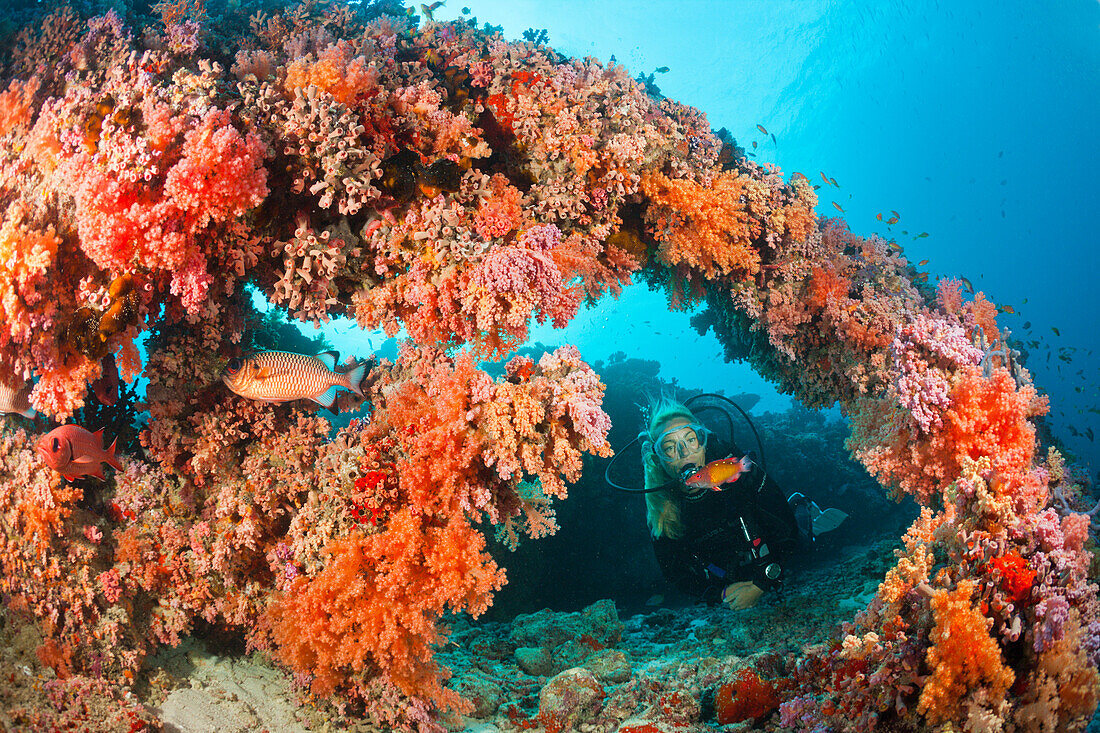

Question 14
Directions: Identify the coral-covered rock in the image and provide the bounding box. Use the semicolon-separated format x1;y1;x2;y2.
584;648;633;684
509;598;623;651
537;667;605;733
450;670;504;718
514;646;552;677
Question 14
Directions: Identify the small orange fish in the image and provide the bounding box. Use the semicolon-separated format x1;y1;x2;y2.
886;216;899;225
829;177;839;187
685;455;754;490
756;124;768;135
752;140;758;149
820;171;830;185
37;425;123;481
222;350;367;409
891;210;900;219
918;259;929;266
915;273;928;282
1000;305;1015;314
876;213;884;221
832;201;845;213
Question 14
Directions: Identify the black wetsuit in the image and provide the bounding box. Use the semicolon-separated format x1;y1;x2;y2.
651;455;800;605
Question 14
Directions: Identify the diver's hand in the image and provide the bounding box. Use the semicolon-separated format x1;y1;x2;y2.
721;581;764;610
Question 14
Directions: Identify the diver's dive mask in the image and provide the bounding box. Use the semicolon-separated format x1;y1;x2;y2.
653;423;709;463
604;392;767;495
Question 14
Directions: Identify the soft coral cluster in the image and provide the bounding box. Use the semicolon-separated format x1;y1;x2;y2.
61;104;268;298
259;343;610;715
918;579;1016;723
849;365;1048;505
641;169;758;280
0;202;60;362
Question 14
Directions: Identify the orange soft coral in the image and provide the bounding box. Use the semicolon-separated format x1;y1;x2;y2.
805;265;851;311
965;291;1001;343
849;366;1047;504
266;515;503;712
918;579;1015;723
940;366;1047;486
283;42;380;107
474;174;525;240
781;199;817;243
641;170;759;279
0;201;60;349
0;77;39;137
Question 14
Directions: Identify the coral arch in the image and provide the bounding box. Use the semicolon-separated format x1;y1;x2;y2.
0;2;1095;730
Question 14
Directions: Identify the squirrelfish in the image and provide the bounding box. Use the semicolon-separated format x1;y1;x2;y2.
684;455;754;491
0;376;35;418
37;425;123;481
221;351;367;410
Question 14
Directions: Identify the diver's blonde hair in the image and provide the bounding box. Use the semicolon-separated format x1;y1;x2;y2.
640;393;697;539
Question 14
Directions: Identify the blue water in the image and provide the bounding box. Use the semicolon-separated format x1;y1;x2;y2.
307;1;1100;470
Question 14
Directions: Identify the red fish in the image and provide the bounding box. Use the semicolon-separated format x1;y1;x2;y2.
684;455;754;491
91;353;119;406
37;425;123;481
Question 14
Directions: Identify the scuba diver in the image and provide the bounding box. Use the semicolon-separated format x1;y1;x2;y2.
606;393;847;610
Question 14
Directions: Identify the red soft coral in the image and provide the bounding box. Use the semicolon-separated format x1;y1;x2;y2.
990;551;1035;605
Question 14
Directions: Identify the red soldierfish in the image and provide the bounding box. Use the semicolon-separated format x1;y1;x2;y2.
221;351;366;409
685;455;754;491
37;425;123;481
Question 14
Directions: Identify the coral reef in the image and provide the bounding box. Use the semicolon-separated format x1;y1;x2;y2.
0;0;1095;730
